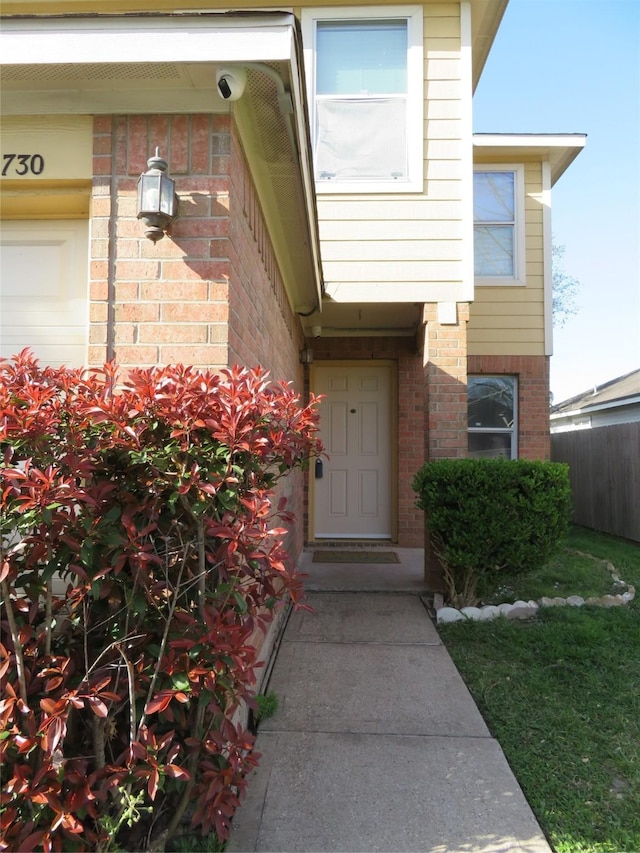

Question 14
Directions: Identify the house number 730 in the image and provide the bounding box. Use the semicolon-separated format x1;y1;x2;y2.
2;154;45;176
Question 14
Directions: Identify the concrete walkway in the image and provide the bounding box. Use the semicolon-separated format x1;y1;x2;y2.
228;549;551;853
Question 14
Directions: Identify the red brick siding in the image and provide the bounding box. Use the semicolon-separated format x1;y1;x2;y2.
90;115;233;370
226;125;304;380
309;336;425;547
467;354;551;460
226;121;306;556
423;303;470;460
89;114;306;557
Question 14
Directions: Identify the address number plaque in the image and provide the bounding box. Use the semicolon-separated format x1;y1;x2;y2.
2;154;46;177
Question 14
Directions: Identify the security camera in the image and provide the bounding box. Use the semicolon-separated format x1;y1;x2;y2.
216;67;247;102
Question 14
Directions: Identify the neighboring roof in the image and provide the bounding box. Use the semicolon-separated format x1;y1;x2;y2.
551;369;640;415
473;134;587;185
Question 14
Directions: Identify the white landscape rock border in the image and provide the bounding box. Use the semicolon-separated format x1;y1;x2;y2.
436;557;636;625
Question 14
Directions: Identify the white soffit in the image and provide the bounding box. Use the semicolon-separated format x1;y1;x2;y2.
473;134;587;184
0;14;299;115
0;15;297;66
0;13;323;314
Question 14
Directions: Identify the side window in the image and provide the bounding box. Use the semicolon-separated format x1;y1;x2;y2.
473;167;525;285
302;6;423;193
468;375;518;459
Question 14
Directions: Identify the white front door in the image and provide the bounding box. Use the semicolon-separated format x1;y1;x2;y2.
0;220;89;366
313;362;394;539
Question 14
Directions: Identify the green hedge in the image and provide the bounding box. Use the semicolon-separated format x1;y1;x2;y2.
412;458;572;606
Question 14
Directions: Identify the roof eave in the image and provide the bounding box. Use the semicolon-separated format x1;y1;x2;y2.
471;0;509;92
473;133;587;184
0;11;324;316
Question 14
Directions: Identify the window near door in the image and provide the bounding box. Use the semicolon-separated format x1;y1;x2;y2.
468;375;518;459
473;166;525;285
302;6;423;193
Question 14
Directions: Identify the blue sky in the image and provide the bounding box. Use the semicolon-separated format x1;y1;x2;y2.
473;0;640;403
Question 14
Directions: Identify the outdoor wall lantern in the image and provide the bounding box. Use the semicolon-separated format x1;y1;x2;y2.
299;346;314;365
137;149;179;242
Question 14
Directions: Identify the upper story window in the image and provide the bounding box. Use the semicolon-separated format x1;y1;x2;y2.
302;6;423;194
473;166;525;285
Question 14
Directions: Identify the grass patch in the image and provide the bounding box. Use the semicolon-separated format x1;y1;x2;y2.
478;526;636;604
166;833;224;853
440;526;640;853
254;690;279;722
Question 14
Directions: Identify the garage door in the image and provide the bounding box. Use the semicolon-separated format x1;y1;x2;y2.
0;219;89;366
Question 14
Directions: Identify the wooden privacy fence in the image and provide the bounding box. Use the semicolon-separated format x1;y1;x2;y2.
551;422;640;542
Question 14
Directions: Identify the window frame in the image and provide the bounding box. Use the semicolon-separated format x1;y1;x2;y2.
301;5;424;194
467;375;518;459
473;165;526;286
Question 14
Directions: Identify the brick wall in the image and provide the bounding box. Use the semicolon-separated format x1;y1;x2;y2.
467;354;550;460
423;303;470;460
309;336;425;547
90;115;232;370
89;113;306;556
225;120;306;554
226;124;304;381
89;114;303;382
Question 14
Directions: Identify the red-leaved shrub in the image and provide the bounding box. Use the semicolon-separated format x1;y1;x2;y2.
0;350;322;852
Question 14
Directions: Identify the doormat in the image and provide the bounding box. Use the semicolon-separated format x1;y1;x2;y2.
313;550;400;564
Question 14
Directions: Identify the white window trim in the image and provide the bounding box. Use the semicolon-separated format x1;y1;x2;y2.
301;5;423;194
473;164;526;286
468;375;519;459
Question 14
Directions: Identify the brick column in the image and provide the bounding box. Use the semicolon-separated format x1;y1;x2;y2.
421;302;470;590
423;302;470;460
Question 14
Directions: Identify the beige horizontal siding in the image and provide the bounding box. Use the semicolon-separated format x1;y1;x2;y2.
426;80;463;100
426;159;463;179
471;291;543;311
316;3;465;301
319;219;460;241
468;339;546;357
470;314;542;329
318;199;462;221
425;37;461;54
320;240;462;262
468;162;546;356
427;99;462;120
470;329;545;344
321;259;463;282
425;139;464;160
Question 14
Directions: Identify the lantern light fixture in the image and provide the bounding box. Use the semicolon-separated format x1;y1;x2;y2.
299;345;314;365
137;149;179;242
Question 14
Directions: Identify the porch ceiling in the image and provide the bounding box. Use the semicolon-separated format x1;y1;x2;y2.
302;301;423;339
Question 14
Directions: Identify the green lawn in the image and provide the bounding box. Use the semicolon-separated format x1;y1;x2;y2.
478;525;636;604
440;526;640;853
